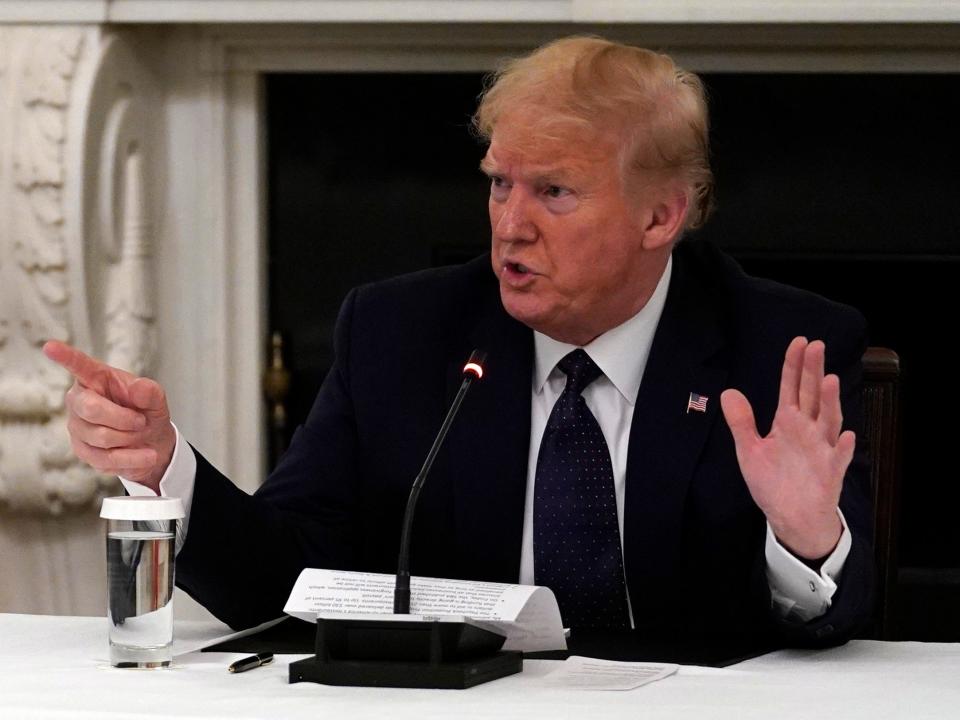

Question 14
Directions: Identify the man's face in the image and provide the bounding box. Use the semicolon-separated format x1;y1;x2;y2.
482;116;667;346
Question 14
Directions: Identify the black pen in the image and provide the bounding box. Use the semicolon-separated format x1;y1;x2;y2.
228;652;274;673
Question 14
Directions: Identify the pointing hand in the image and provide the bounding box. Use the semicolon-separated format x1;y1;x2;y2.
43;340;175;493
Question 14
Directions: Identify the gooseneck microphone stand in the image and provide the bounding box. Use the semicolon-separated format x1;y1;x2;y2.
393;350;486;614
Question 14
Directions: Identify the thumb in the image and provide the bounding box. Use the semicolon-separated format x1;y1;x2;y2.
834;429;857;475
720;388;760;452
126;377;168;417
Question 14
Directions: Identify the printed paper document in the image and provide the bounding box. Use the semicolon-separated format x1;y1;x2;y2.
542;656;679;690
284;568;566;652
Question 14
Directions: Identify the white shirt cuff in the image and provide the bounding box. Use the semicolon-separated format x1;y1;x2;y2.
765;508;851;621
119;422;197;554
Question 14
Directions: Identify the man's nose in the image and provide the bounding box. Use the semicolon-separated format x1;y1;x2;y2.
493;190;537;243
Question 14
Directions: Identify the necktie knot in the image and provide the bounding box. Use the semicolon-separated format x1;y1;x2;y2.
557;349;602;396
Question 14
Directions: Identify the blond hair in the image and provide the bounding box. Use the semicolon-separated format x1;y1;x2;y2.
474;36;714;229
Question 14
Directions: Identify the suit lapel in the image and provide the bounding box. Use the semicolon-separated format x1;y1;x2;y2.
622;249;730;616
441;289;533;584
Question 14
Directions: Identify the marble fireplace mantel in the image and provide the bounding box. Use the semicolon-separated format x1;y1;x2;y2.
0;2;956;615
3;0;960;24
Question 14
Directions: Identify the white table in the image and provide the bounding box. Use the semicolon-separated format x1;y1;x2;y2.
2;614;958;719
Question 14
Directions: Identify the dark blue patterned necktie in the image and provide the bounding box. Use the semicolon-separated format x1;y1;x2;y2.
534;349;629;629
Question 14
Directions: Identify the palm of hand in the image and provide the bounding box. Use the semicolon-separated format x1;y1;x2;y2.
721;337;854;560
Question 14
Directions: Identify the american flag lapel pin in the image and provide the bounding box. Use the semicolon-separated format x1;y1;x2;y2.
687;392;708;414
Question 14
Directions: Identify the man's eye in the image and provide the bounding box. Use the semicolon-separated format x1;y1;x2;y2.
545;185;570;198
489;176;511;200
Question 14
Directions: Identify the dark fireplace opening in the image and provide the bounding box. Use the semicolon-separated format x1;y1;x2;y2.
267;71;960;639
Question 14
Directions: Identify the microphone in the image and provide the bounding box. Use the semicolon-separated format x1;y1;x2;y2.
393;349;487;614
289;347;521;688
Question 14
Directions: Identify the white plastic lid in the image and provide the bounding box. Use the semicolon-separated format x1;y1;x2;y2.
100;496;185;521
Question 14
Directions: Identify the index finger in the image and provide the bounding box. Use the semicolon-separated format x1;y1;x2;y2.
43;340;111;390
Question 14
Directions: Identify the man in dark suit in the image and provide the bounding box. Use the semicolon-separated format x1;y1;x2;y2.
45;37;872;647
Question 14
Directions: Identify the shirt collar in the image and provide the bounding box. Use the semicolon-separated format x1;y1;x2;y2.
532;254;673;405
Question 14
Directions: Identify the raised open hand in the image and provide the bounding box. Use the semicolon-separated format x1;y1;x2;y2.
720;336;854;560
43;340;175;492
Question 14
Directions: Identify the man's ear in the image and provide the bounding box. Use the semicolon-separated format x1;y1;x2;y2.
640;189;689;251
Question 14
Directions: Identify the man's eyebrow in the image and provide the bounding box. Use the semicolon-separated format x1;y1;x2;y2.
532;169;575;184
479;158;577;184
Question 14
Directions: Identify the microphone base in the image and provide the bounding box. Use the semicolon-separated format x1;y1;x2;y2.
288;616;523;689
289;651;522;689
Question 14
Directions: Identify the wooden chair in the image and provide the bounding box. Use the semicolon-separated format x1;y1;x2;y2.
861;347;902;639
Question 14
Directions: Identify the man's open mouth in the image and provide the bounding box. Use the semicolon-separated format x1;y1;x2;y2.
506;261;532;275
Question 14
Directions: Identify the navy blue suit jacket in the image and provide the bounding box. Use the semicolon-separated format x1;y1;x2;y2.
177;240;873;646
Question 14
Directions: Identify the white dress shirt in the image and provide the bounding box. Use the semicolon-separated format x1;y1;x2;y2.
127;254;851;623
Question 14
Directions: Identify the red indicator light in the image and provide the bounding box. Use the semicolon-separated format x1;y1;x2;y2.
463;362;483;379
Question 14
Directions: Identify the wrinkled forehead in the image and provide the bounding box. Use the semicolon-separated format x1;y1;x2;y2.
483;108;624;173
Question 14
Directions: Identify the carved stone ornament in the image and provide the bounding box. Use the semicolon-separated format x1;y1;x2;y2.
0;26;157;515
